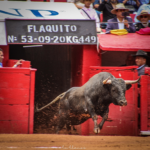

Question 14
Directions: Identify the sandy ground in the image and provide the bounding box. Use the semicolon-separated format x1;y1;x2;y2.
0;134;150;150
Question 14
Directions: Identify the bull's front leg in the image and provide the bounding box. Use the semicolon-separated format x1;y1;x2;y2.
86;98;100;134
98;108;109;130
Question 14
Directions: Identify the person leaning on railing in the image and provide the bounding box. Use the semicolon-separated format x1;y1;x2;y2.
105;3;136;33
0;48;24;68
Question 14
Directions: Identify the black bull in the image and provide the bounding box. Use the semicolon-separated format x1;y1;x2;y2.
36;72;140;134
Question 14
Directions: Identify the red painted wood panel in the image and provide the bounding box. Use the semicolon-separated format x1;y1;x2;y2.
142;75;150;131
0;88;29;104
0;68;36;133
0;105;29;120
98;34;150;51
140;75;148;131
81;45;101;135
89;118;136;135
145;67;150;75
0;121;28;133
0;73;30;88
0;68;31;105
29;69;37;134
86;66;139;135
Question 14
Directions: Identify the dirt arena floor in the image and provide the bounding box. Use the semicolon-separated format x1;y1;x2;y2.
0;134;150;150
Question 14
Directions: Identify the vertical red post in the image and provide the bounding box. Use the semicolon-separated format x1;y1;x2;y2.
140;75;148;131
29;69;37;134
81;45;100;135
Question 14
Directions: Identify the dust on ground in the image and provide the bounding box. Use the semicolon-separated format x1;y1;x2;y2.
0;134;150;150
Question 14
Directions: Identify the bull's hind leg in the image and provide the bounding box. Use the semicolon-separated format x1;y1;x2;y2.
56;110;68;134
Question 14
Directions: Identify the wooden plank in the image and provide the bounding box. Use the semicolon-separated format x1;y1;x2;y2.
0;68;31;74
0;121;28;133
0;88;29;104
29;69;36;134
0;72;30;88
0;105;29;120
140;75;148;131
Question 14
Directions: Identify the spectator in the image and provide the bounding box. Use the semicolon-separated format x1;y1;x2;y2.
135;10;150;31
134;1;150;22
93;0;102;18
67;0;93;9
80;0;101;32
0;48;23;68
118;0;141;13
106;3;136;33
97;0;118;22
0;48;4;67
132;50;149;76
140;0;149;4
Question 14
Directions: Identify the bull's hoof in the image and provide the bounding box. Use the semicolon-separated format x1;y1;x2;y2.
94;127;100;134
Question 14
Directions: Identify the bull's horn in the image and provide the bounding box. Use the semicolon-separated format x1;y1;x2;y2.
125;76;141;84
103;77;112;84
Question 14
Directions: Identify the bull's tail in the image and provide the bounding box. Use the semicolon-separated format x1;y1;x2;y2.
35;92;66;113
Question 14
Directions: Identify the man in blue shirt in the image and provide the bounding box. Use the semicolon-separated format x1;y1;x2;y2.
0;48;4;67
132;50;149;76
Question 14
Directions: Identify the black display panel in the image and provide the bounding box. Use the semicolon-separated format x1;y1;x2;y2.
5;19;97;45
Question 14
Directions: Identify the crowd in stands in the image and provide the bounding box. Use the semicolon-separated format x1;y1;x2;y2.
68;0;150;33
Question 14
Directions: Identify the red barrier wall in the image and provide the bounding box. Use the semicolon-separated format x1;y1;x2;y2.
0;68;36;133
141;67;150;131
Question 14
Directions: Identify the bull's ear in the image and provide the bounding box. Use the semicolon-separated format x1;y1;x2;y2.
126;84;132;90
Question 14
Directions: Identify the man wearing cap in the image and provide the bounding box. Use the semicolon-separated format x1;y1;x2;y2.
132;50;149;76
106;3;136;33
135;10;150;31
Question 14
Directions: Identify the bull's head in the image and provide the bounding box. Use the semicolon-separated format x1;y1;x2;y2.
103;76;141;106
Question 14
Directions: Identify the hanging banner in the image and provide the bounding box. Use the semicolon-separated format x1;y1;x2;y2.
5;19;97;45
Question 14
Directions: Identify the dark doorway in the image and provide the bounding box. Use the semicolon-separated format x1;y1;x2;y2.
9;44;72;133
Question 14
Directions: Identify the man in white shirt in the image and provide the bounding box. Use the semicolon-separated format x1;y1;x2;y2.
106;3;136;33
80;0;101;32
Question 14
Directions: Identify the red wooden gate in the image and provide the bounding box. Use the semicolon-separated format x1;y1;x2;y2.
0;66;36;133
140;67;150;133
